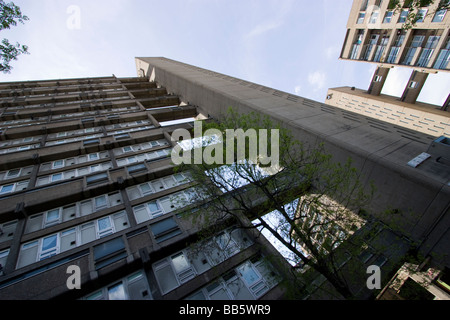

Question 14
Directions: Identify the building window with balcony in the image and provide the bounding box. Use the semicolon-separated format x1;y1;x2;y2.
82;270;152;300
17;211;129;269
0;180;29;195
402;35;425;65
416;35;441;67
433;37;450;69
185;256;279;300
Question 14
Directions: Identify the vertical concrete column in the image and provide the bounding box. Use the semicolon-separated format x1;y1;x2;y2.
367;66;390;95
3;203;27;275
400;70;429;104
441;93;450;112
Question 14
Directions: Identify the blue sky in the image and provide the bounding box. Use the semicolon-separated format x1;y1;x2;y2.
1;0;449;106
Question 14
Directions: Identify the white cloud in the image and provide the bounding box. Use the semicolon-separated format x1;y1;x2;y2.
294;85;302;95
244;0;293;39
245;20;283;38
325;46;340;60
308;71;327;91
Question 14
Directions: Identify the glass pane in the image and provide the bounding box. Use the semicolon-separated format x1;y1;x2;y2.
150;218;180;241
42;234;57;252
95;196;107;209
154;264;178;294
98;217;112;231
0;184;14;194
89;153;99;161
6;169;20;178
148;201;161;214
51;173;62;182
238;263;260;286
53;160;64;168
46;209;60;224
171;252;190;273
108;282;127;300
139;183;153;195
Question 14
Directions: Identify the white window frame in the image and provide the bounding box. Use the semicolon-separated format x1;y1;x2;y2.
26;192;123;233
38;233;60;261
0;180;29;195
19;211;129;268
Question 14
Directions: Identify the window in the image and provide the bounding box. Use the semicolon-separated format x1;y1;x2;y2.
115;133;130;140
416;8;427;22
95;195;108;209
51;173;63;182
53;160;64;169
432;8;447;22
26;192;123;233
83;138;100;146
89;153;99;161
185;256;278;300
127;163;147;174
18;211;129;269
39;234;58;260
93;237;127;270
126;172;192;201
0;181;29;195
86;172;108;185
44;209;60;227
383;10;393;23
398;9;409;23
97;217;114;238
123;146;133;153
409;81;418;88
369;10;379;23
82;271;152;300
357;12;365;24
374;75;383;82
6;169;20;178
150;217;181;243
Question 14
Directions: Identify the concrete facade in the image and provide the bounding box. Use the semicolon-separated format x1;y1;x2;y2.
325;86;450;137
0;74;289;300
